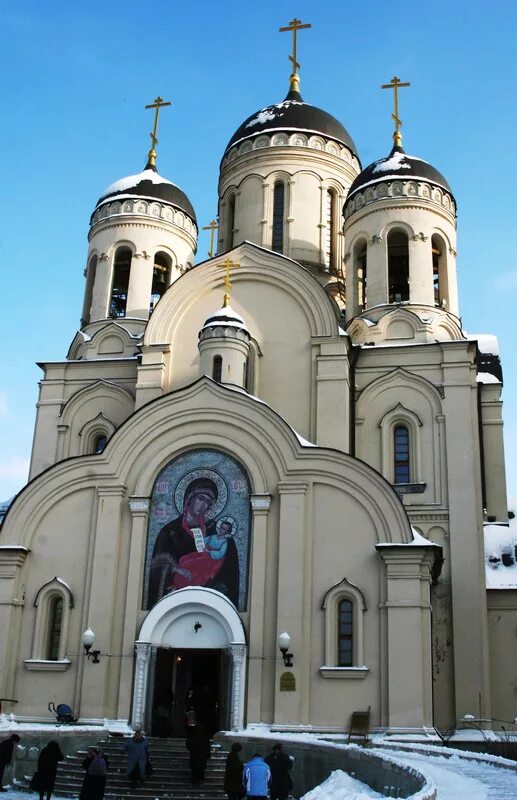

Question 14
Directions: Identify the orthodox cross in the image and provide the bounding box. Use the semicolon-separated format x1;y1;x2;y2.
145;96;172;168
279;18;311;76
381;76;410;145
218;257;240;307
202;219;219;258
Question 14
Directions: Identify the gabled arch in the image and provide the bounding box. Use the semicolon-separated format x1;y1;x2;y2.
379;404;423;483
321;577;368;674
357;367;444;409
78;412;116;455
27;577;74;666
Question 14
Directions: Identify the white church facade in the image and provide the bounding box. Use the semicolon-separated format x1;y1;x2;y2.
0;36;514;736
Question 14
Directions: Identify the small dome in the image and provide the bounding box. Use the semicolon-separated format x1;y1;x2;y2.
200;304;249;335
223;88;358;159
95;167;196;221
345;145;453;205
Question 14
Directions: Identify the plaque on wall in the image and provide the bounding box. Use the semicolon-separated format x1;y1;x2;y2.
280;671;296;692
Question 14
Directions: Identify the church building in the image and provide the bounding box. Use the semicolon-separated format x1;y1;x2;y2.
0;21;513;736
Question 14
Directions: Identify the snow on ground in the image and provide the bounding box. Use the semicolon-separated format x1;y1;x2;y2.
370;747;517;800
1;791;74;800
301;769;384;800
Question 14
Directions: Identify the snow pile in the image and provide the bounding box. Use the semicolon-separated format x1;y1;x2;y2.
467;333;500;355
246;109;280;127
484;515;517;588
100;169;175;197
372;151;412;173
477;372;501;384
301;769;384;800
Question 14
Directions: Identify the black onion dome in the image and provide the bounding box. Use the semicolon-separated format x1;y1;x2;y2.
224;88;359;159
95;166;196;222
346;145;453;202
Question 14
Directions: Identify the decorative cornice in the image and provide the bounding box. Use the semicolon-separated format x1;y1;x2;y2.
221;132;360;174
344;187;456;226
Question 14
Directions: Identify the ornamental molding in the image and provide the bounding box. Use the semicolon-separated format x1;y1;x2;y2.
345;201;456;230
90;203;198;237
250;493;272;512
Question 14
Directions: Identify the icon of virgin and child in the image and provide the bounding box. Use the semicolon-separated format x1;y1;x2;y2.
147;469;242;609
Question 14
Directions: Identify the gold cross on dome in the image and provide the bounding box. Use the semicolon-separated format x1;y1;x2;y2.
381;76;410;145
279;18;311;76
218;257;240;307
202;219;219;258
144;96;172;168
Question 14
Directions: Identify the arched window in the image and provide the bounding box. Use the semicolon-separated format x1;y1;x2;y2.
272;182;285;253
394;425;410;483
212;355;222;383
46;596;64;661
26;578;74;670
387;230;409;303
109;247;132;318
320;578;368;678
94;434;108;454
82;254;97;327
227;195;236;249
150;252;171;314
355;239;367;310
432;234;449;308
337;598;353;666
324;189;338;272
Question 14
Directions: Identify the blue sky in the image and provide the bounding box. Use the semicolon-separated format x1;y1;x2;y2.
1;0;516;506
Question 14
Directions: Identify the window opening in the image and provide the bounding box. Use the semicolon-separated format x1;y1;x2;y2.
213;355;222;383
272;182;285;253
109;247;132;318
338;598;353;666
150;252;171;313
82;255;97;327
387;230;409;303
46;596;63;661
394;425;410;483
431;235;448;308
94;434;108;454
324;190;337;271
227;195;236;249
355;240;367;309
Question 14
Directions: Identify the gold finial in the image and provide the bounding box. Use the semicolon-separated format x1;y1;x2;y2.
202;219;219;258
144;96;172;168
218;257;240;307
279;17;311;92
381;76;411;146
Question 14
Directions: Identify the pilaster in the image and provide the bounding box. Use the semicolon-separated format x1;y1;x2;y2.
247;494;272;722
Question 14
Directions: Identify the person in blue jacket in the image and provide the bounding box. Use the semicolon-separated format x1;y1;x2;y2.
242;753;271;800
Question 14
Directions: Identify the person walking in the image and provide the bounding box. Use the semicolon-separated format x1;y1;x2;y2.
242;753;271;800
123;729;149;789
34;740;64;800
0;733;21;792
223;742;245;800
186;723;211;786
265;743;293;800
79;746;109;800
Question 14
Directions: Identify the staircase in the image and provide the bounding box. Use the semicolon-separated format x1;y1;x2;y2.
53;736;228;799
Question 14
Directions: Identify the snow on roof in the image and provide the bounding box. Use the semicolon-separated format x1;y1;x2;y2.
476;372;501;384
205;304;245;325
466;333;500;355
377;527;439;548
372;150;412;173
244;100;305;129
100;169;175;197
484;516;517;589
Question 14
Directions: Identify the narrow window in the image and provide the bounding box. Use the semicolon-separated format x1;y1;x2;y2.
338;598;353;667
109;247;132;318
355;240;367;310
432;234;448;308
227;195;236;249
46;596;64;661
387;230;409;303
94;434;108;454
150;252;171;314
324;189;337;271
272;182;285;253
213;355;222;383
394;425;410;483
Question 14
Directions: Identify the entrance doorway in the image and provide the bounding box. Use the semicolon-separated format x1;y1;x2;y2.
151;648;231;737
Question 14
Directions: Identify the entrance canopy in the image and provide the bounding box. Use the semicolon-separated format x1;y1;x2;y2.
137;586;246;649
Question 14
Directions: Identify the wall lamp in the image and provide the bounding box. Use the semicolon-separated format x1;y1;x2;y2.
278;631;293;668
82;627;101;664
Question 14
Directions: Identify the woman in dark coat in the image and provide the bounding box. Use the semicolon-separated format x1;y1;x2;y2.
35;740;64;800
79;746;109;800
223;742;245;800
